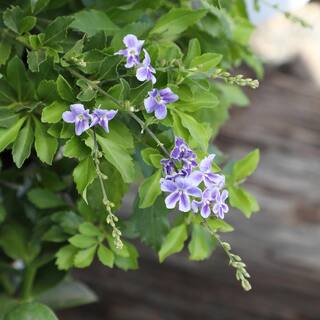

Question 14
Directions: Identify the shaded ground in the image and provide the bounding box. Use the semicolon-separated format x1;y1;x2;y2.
59;70;320;320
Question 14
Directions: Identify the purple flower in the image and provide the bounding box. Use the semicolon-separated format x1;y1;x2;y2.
160;158;175;176
144;88;179;120
171;137;197;174
192;188;219;218
190;154;225;188
213;190;229;219
136;49;156;84
90;109;117;133
160;176;202;212
115;34;144;68
62;104;91;136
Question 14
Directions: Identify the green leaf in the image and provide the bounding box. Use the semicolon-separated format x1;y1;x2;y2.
4;302;58;320
130;81;152;106
37;80;59;103
158;224;188;263
96;134;135;184
184;38;201;66
69;234;97;249
175;110;209;151
27;49;47;72
12;119;34;168
138;170;162;208
73;157;96;203
114;243;138;271
44;16;74;46
55;245;78;270
27;188;65;209
71;10;119;37
0;117;25;153
97;244;114;268
0;41;11;66
106;236;130;258
74;245;97;268
150;8;207;39
63;136;90;160
231;149;260;183
188;224;217;261
190;53;222;72
34;119;58;164
41;101;68;123
37;279;97;310
79;222;101;237
3;6;36;34
31;0;50;15
206;218;234;232
130;196;169;250
229;186;259;218
56;75;76;102
7;56;33;101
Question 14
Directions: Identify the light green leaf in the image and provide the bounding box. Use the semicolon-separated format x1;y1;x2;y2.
73;157;96;203
44;16;74;45
56;75;76;102
96;134;135;183
71;10;119;37
27;188;65;209
4;302;58;320
151;8;207;39
55;245;78;270
190;53;222;72
63;136;90;160
138;170;162;208
74;245;97;268
0;117;25;153
188;224;216;261
159;224;188;263
41;101;68;123
69;234;97;249
27;49;47;72
12;119;34;168
3;6;36;34
79;222;101;237
184;38;201;66
206;218;234;232
34;119;58;164
231;149;260;183
114;243;138;271
97;244;114;268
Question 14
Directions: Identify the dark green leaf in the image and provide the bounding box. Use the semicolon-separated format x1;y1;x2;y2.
27;188;65;209
138;170;162;208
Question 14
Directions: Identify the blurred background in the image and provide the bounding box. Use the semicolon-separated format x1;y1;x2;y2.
59;1;320;319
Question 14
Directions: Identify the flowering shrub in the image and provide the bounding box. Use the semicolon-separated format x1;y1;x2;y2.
0;0;261;317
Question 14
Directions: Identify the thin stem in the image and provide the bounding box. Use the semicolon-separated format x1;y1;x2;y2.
68;68;171;157
21;264;37;301
92;130;123;249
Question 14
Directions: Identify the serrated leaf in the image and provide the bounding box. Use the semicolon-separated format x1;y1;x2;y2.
71;10;119;37
232;149;260;183
158;224;188;263
0;117;25;153
27;49;47;72
73;157;96;203
55;245;78;270
34;119;58;164
12;119;34;168
74;245;97;268
56;75;76;102
63;136;90;160
41;101;68;123
138;170;162;208
97;244;114;268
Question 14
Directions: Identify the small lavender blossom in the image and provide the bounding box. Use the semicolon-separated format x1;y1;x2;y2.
115;34;144;68
136;49;156;84
192;188;219;218
191;154;225;188
160;158;175;176
144;88;178;120
90;109;118;133
62;104;91;136
213;190;229;219
160;176;202;212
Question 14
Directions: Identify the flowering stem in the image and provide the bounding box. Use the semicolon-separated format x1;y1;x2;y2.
69;68;170;157
92;130;123;249
203;219;252;291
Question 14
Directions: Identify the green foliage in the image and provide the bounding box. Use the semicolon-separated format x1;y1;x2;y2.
0;0;262;314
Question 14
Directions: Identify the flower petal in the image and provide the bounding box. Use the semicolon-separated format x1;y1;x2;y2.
186;186;202;198
144;97;157;113
160;179;177;193
160;88;179;103
201;204;211;218
155;104;167;120
70;104;85;114
105;110;118;120
75;120;89;136
221;189;229;202
165;191;180;209
136;67;148;82
123;34;139;48
188;171;203;186
62;111;76;123
199;154;215;172
179;192;191;212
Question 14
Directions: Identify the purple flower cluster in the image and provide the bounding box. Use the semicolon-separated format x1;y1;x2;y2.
62;104;117;136
116;34;179;120
160;137;229;218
